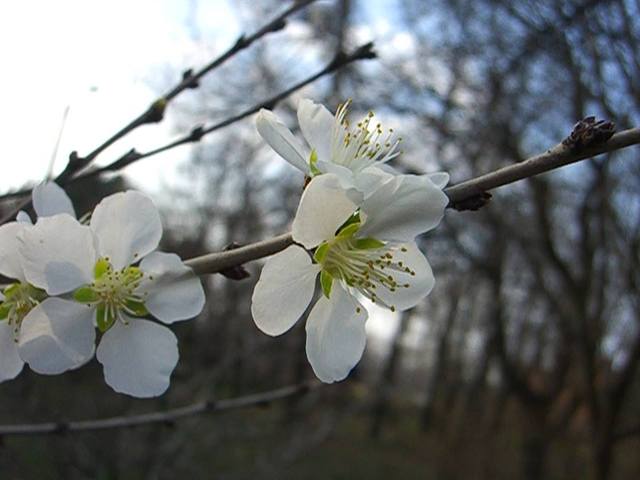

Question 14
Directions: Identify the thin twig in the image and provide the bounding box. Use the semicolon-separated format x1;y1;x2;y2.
0;381;318;437
186;232;294;275
67;43;376;185
0;0;317;224
445;126;640;210
0;42;376;202
184;126;640;275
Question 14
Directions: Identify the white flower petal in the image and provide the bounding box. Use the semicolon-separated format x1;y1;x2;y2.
16;211;32;224
0;321;24;382
354;166;395;197
0;222;27;281
297;99;334;164
18;298;96;375
256;108;309;172
97;319;178;398
305;283;368;383
139;252;205;324
427;172;450;189
359;174;449;242
32;182;76;218
371;242;435;311
292;174;358;249
251;245;319;336
20;214;96;295
90;191;162;270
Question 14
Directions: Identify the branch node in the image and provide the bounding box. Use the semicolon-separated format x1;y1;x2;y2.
233;34;248;49
562;116;616;151
68;151;85;169
143;98;167;125
329;42;376;72
219;242;251;280
449;192;492;211
188;126;205;143
181;69;199;89
269;18;287;33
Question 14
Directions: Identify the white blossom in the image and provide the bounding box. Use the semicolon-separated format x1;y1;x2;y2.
251;172;448;383
256;99;404;194
0;182;74;382
17;191;205;397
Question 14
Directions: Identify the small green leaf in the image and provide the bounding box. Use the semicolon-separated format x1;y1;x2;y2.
0;303;11;320
320;271;333;298
313;242;330;263
73;286;99;303
94;258;111;279
124;299;148;317
354;238;385;250
309;149;321;176
96;304;115;332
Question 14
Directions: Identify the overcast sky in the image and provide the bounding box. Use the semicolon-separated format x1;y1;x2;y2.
0;0;242;193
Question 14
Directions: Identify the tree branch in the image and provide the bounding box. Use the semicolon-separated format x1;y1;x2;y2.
445;126;639;210
0;42;376;202
185;126;640;275
0;381;317;437
0;0;318;224
65;43;376;186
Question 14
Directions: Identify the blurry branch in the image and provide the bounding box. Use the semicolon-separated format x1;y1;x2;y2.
64;43;377;186
0;382;317;437
186;124;640;275
0;0;317;223
0;42;376;201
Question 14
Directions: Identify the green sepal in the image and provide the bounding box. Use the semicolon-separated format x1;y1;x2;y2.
354;238;385;250
73;286;99;303
309;149;321;176
27;285;47;303
94;258;111;279
0;303;11;320
313;242;330;263
96;304;115;332
3;283;20;300
335;212;361;236
320;271;333;298
336;223;360;239
124;299;148;317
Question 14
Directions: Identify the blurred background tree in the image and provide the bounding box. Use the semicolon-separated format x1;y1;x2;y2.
1;0;639;479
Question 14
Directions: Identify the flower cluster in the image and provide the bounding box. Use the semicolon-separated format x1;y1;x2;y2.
252;99;448;382
0;185;205;397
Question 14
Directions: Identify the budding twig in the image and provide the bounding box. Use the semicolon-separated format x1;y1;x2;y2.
0;0;318;224
184;125;640;275
0;42;376;202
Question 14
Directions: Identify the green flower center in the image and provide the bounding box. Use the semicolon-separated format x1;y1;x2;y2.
73;258;150;332
0;282;47;342
313;217;415;312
